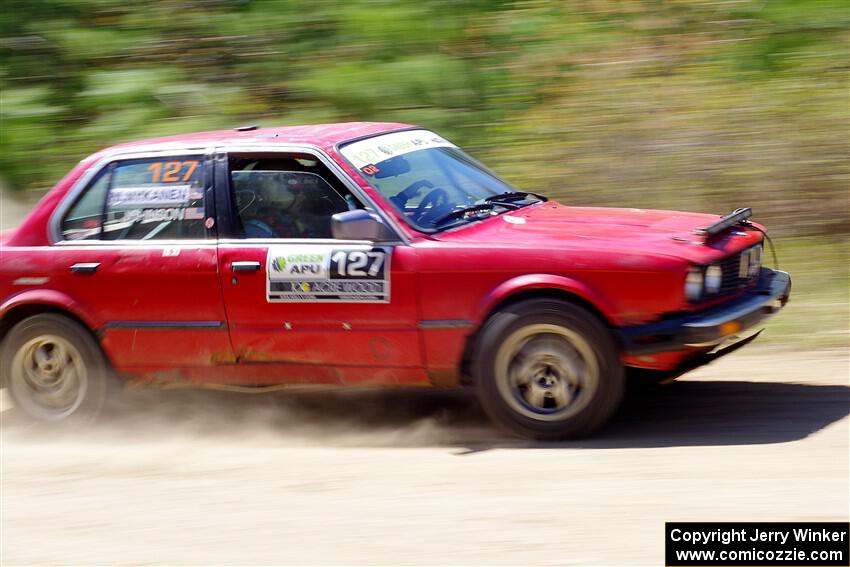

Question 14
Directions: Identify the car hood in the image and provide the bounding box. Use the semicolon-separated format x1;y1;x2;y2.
432;202;763;263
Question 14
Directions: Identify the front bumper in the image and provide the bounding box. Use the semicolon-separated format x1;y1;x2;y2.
621;268;791;356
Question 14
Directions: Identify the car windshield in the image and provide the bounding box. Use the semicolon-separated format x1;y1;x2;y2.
340;130;537;231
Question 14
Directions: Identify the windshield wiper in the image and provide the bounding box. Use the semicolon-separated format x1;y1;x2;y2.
432;202;512;228
483;191;548;205
431;193;543;229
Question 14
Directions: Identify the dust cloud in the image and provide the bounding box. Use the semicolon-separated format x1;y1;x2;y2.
2;350;848;566
2;385;499;448
0;190;37;232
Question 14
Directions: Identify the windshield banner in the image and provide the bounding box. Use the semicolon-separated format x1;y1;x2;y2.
340;129;457;169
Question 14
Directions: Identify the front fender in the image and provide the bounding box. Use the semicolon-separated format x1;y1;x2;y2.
472;273;622;328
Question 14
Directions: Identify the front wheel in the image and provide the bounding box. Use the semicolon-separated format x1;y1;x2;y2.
472;299;624;440
1;313;110;423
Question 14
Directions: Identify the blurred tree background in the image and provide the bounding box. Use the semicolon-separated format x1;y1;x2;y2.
1;0;848;236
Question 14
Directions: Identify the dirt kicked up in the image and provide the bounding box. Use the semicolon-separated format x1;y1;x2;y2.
1;348;847;566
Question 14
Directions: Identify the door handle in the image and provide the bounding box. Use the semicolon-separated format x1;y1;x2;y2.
70;262;101;274
231;261;261;272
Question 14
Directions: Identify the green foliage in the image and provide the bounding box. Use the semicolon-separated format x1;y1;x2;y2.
1;0;847;235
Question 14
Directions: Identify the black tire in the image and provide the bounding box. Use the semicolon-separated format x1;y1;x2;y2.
1;313;110;423
472;299;624;440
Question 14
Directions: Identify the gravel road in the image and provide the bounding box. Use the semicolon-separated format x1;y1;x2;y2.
1;347;847;566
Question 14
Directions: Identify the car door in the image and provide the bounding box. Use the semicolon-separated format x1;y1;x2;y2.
54;152;234;371
214;149;424;383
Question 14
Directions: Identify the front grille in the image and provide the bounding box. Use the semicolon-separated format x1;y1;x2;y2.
718;246;761;295
719;252;746;294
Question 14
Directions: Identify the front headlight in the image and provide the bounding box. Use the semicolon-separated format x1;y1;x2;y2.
685;266;704;301
705;264;722;294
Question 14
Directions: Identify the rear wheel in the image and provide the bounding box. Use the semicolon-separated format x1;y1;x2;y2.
1;313;110;423
473;299;624;440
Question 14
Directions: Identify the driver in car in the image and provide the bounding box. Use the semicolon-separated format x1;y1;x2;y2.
243;173;340;238
285;175;338;238
390;179;434;209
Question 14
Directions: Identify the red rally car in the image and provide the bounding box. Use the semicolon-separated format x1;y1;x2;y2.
0;123;791;439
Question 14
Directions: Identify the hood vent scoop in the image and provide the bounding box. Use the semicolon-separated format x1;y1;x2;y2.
695;207;752;238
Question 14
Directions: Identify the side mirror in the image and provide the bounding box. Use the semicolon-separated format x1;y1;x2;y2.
331;209;397;242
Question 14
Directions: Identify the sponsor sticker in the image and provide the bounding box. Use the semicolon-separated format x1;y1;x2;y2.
108;184;192;208
340;129;457;169
266;245;391;303
117;206;202;225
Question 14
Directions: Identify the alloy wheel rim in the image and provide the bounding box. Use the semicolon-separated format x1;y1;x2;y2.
494;323;599;421
10;335;88;420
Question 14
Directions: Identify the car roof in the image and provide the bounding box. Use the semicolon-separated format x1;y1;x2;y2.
94;121;414;156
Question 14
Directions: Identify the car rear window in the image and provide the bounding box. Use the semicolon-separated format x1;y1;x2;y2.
61;156;207;241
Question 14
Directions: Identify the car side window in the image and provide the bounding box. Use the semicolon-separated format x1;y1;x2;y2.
60;156;207;241
60;170;111;240
229;156;359;239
